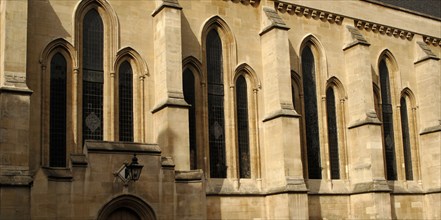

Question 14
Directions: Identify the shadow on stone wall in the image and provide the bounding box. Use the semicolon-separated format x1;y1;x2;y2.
181;13;201;59
289;40;300;73
27;0;71;173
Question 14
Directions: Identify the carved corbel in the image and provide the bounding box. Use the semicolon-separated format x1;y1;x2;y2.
295;6;302;15
311;10;318;19
327;14;334;22
364;22;370;30
303;8;310;17
335;16;342;24
286;4;293;14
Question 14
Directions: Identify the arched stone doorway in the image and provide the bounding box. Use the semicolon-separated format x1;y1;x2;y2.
108;207;140;220
97;195;156;220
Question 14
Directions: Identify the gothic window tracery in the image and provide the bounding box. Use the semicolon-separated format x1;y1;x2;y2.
82;9;104;143
400;96;413;180
326;87;339;179
206;29;226;178
236;75;250;178
301;46;321;179
379;59;397;180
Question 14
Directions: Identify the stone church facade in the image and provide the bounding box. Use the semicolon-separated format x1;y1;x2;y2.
0;0;440;219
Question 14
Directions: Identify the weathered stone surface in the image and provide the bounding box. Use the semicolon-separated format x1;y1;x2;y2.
0;0;440;219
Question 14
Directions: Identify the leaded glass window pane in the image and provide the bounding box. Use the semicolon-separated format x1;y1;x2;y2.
183;69;197;170
302;46;322;179
236;76;250;178
379;60;397;180
50;53;67;167
119;61;133;142
400;97;413;180
82;9;104;143
326;87;340;179
207;29;226;178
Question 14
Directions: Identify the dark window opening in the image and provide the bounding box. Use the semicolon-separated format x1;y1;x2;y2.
236;75;250;178
207;29;226;178
183;69;197;170
379;60;397;180
326;87;340;179
291;77;300;113
302;46;322;179
50;53;67;167
119;61;134;142
82;9;104;143
400;97;413;180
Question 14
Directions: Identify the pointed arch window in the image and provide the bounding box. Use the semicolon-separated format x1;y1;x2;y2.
119;61;133;142
82;9;104;142
183;69;197;170
236;75;250;178
206;29;226;178
400;97;413;180
50;53;67;167
326;87;339;179
301;46;321;179
379;59;397;180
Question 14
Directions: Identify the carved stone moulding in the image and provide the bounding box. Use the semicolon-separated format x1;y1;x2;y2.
423;36;441;47
275;1;343;25
354;20;414;41
227;0;260;7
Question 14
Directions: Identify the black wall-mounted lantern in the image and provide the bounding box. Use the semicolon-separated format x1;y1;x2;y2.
125;154;143;182
114;154;144;184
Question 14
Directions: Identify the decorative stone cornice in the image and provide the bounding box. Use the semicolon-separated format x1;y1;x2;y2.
274;0;344;25
225;0;260;7
423;36;441;47
274;0;441;46
354;19;414;41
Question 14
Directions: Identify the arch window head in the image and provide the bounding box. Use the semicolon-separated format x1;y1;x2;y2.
49;52;67;167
